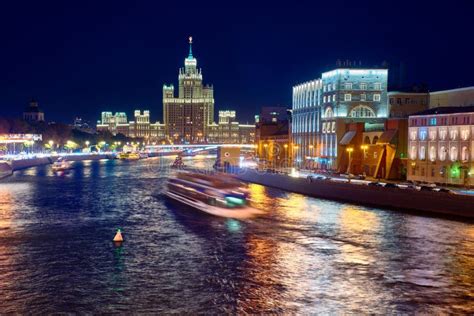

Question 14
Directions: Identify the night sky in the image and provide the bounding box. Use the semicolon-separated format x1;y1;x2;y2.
1;0;473;124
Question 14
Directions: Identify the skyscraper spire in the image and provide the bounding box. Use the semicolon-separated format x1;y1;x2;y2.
188;36;193;58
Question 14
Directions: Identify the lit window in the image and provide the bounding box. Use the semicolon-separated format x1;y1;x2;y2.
333;83;336;90
439;128;447;140
331;122;336;132
419;146;426;160
361;94;366;101
410;145;417;160
461;146;469;162
449;129;458;140
344;94;352;101
323;85;326;92
373;94;381;101
460;127;470;140
345;83;352;90
349;105;376;118
419;129;427;141
332;94;336;102
439;147;446;161
429;146;436;161
323;96;326;103
360;83;367;90
374;83;382;90
324;107;334;118
450;146;458;161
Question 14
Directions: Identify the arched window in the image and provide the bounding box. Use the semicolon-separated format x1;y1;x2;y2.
450;146;458;162
410;145;417;160
439;146;447;161
349;105;376;118
429;146;436;162
324;107;334;118
419;146;426;160
372;136;379;144
461;146;469;162
364;136;371;144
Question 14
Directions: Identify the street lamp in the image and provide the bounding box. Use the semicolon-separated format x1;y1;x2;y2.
346;147;354;174
293;145;299;168
85;141;90;147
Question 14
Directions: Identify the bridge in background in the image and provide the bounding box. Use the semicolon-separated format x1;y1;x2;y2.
146;144;255;153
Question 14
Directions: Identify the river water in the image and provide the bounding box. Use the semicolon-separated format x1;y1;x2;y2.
0;158;473;314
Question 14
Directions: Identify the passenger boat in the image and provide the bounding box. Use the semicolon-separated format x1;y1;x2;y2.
117;152;140;160
52;157;72;172
0;160;13;179
165;171;262;219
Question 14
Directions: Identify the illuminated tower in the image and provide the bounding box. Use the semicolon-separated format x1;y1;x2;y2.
163;37;215;143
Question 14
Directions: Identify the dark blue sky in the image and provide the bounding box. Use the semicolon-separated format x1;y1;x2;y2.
1;0;473;123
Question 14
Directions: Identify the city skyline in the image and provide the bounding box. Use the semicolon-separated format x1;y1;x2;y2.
1;1;474;123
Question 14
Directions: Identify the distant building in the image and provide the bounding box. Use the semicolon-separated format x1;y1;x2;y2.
163;37;214;143
388;91;429;118
255;107;291;168
407;106;474;186
207;110;255;144
292;68;388;171
429;87;474;109
23;100;45;122
96;110;165;142
73;117;94;133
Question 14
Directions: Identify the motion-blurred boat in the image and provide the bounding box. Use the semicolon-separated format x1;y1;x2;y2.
52;157;72;172
165;171;262;219
0;160;13;179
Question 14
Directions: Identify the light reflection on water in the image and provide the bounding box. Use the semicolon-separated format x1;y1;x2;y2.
0;158;472;314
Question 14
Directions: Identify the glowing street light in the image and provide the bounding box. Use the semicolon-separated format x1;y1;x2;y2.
85;141;90;146
346;147;354;174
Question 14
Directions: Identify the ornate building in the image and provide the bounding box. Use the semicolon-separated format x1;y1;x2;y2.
292;68;388;171
407;106;474;186
96;110;165;142
163;37;214;143
207;110;256;144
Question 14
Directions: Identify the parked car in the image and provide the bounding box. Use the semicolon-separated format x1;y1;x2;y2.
384;183;398;188
436;188;455;194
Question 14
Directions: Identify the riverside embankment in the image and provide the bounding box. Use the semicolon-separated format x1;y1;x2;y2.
235;168;474;219
9;153;113;171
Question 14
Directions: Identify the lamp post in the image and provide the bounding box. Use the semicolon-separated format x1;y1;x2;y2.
346;147;354;174
309;145;314;170
263;143;268;168
284;143;288;169
360;144;368;176
293;145;299;168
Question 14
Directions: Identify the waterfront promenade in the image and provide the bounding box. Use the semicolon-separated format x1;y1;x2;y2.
234;168;474;219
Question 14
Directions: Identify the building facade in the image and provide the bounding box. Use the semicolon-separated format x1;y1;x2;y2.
96;110;165;142
292;68;388;171
255;107;291;169
23;100;45;122
207;110;255;144
163;37;214;143
407;106;474;186
429;87;474;109
388;91;429;118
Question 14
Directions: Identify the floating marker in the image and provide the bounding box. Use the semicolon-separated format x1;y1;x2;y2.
113;229;123;242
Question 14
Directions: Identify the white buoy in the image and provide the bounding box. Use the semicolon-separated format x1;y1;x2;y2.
113;229;123;242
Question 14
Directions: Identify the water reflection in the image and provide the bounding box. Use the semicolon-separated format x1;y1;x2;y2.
0;159;472;314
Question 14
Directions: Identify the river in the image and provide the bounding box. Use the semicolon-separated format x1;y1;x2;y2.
0;157;473;314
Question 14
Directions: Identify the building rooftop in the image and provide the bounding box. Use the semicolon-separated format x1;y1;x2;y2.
411;105;474;116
